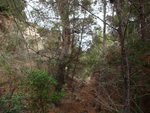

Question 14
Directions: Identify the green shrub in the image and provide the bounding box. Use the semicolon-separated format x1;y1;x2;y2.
0;0;26;19
50;88;66;105
0;1;9;11
106;45;121;66
0;1;11;16
26;69;65;113
127;38;149;69
0;91;27;113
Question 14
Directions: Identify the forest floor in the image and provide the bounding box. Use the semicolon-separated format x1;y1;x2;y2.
48;77;100;113
0;74;101;113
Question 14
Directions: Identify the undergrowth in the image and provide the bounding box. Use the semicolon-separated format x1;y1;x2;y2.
26;69;65;113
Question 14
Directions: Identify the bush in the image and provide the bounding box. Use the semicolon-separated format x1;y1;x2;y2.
0;1;11;16
26;69;65;113
0;1;9;12
0;0;26;19
127;38;149;69
50;89;66;105
0;91;27;113
106;44;121;66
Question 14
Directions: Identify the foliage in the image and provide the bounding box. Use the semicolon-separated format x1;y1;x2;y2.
0;91;27;113
127;39;150;84
127;38;149;69
0;0;26;19
50;88;66;105
126;37;150;112
26;69;65;113
106;43;121;66
0;1;10;16
37;27;51;37
0;0;150;112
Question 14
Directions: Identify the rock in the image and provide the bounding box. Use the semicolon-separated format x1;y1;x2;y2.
81;110;88;113
72;94;83;101
76;96;81;101
81;99;84;102
50;103;55;108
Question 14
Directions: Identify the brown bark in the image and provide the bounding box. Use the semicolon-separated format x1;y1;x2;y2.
139;0;146;40
120;34;130;113
116;1;130;113
102;0;107;56
55;0;71;91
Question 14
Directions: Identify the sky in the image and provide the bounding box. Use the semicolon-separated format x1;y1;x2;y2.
24;0;112;50
24;0;106;28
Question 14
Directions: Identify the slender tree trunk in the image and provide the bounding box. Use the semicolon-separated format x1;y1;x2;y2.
139;0;146;40
102;0;107;56
120;34;130;113
116;1;130;113
55;0;70;91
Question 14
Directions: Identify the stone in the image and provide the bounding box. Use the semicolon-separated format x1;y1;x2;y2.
50;103;55;108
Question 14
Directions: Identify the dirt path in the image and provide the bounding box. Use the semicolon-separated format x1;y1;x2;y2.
49;77;99;113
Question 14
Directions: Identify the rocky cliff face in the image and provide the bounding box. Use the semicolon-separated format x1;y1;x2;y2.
0;13;61;66
0;13;15;36
0;13;44;51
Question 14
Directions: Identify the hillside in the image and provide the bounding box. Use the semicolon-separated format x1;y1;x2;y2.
0;0;150;113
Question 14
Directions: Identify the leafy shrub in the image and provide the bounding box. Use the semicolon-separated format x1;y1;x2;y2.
127;38;149;69
26;69;65;113
0;91;27;113
0;0;26;19
0;1;10;15
50;88;66;105
127;38;150;111
126;38;150;84
106;44;121;66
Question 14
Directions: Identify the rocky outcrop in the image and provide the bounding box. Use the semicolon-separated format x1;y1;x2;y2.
0;13;45;51
0;13;15;36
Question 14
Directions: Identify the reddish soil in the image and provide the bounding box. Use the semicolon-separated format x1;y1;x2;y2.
48;77;99;113
0;75;99;113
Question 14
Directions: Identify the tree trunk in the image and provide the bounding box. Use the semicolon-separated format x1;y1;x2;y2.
139;0;146;40
102;0;107;56
116;1;130;113
120;34;130;113
55;0;70;91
